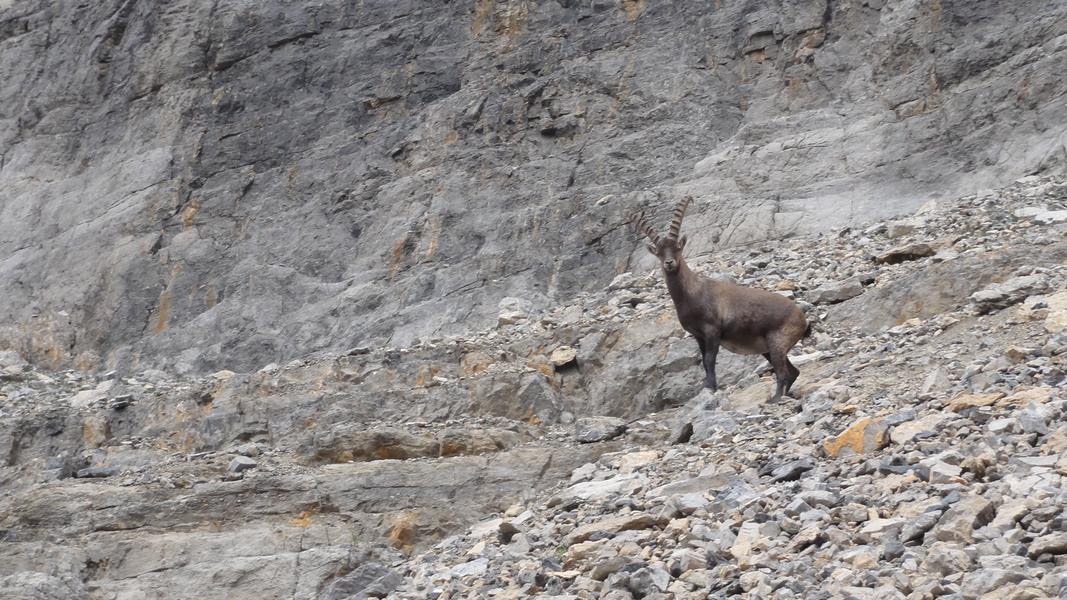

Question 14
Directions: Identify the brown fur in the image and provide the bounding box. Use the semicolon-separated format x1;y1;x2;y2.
630;197;808;400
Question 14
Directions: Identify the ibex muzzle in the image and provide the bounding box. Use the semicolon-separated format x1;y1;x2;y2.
630;196;809;400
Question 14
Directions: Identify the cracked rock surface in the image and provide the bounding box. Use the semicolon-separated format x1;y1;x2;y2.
1;0;1065;374
2;176;1066;598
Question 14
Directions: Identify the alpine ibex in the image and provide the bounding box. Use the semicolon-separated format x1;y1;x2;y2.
630;196;809;400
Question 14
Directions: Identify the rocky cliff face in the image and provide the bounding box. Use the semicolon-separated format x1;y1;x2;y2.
1;0;1065;374
2;2;1067;598
1;176;1065;599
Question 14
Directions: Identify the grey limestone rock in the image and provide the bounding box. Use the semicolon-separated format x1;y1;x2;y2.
1;0;1065;374
318;564;402;600
574;416;627;443
0;572;87;600
227;455;258;473
810;277;866;305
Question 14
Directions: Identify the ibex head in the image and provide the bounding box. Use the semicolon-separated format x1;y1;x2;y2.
629;196;692;274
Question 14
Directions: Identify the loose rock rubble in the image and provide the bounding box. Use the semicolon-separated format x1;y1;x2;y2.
383;176;1067;599
1;176;1066;599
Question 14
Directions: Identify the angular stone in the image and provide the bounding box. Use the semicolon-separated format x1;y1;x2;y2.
920;368;951;396
569;463;598;483
574;416;627;443
970;275;1050;313
785;526;824;553
887;220;918;238
987;417;1018;434
922;542;972;575
730;520;780;559
612;451;660;474
565;539;609;564
823;417;889;458
498;297;532;322
679;569;712;588
875;242;937;264
784;497;812;517
810;278;865;304
67;388;108;409
75;466;120;478
842;546;879;569
319;564;402;600
628;566;670;595
497;310;528;326
228;455;258;473
890;413;948;445
1032;209;1067;224
564;513;657;545
669;493;710;516
797;490;839;508
451;557;489;578
924;460;964;484
738;571;771;593
947;392;1005;412
960;569;1028;598
902;510;942;543
763;457;815;482
589;556;629;581
933;496;995;543
998;387;1054;407
1012;455;1058;468
1043;291;1067;333
882;539;905;561
837;503;870;523
989;499;1031;532
108;394;133;410
1028;532;1067;558
1017;408;1050;435
648;473;737;498
668;548;706;574
857;517;905;543
558;474;648;504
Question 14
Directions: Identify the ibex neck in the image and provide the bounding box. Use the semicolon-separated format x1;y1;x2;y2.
664;259;698;306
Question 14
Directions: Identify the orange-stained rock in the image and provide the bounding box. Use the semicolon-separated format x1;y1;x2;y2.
564;512;658;546
82;415;111;448
946;392;1005;412
997;387;1053;407
460;351;495;376
388;511;419;554
823;417;888;458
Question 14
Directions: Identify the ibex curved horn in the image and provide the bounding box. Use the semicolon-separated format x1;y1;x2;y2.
629;211;660;245
666;196;691;241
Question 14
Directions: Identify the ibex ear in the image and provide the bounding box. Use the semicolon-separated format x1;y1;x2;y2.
646;242;658;255
678;235;688;250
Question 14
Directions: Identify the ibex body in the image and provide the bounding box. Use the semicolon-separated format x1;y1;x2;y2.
631;197;809;400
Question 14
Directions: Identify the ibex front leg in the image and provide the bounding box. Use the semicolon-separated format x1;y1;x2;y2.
699;335;719;390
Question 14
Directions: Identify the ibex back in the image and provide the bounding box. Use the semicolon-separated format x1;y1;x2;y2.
630;196;809;400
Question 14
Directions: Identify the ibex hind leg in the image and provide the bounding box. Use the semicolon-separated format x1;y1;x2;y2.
783;358;800;396
763;348;798;399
